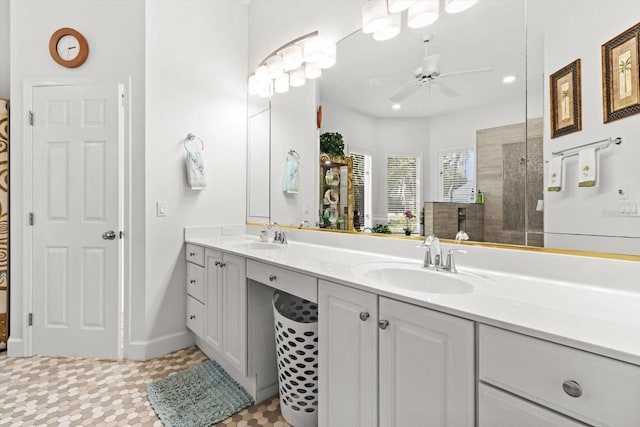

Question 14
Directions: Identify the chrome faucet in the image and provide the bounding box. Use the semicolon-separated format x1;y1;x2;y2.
421;234;465;273
299;220;312;229
455;230;469;242
268;222;287;244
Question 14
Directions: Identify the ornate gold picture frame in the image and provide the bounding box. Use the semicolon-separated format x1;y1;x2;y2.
550;59;582;138
602;22;640;123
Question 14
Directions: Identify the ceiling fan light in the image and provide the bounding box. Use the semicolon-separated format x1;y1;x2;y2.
290;67;306;87
362;0;390;34
305;62;322;80
388;0;416;13
319;43;337;69
282;44;303;72
274;73;290;93
408;0;439;28
373;13;401;41
444;0;478;14
266;55;284;79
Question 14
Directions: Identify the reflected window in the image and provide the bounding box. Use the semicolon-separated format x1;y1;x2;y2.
387;154;421;234
439;148;476;203
351;152;372;230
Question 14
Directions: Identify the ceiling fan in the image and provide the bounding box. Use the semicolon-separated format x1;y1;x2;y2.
389;36;493;103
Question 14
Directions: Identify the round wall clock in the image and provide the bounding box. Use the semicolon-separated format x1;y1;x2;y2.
49;27;89;68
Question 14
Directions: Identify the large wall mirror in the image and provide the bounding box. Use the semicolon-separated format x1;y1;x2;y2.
247;0;640;257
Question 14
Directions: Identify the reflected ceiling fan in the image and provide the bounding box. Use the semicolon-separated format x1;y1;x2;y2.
389;36;493;103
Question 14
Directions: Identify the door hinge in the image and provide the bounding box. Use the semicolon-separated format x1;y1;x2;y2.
28;110;34;126
28;312;33;326
119;230;124;239
28;212;34;226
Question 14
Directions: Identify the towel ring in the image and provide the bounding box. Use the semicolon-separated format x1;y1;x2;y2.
184;133;205;152
287;149;300;162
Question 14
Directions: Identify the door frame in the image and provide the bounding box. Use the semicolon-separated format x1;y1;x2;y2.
21;78;131;358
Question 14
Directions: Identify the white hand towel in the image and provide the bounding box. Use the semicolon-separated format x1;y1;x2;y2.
578;147;597;188
282;161;299;194
186;150;206;190
547;156;563;192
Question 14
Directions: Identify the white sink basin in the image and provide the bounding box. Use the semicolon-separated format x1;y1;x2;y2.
354;262;487;295
230;241;284;251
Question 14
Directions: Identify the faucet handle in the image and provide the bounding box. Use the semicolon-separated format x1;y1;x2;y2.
444;249;467;273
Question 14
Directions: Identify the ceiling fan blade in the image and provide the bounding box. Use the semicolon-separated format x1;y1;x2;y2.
390;84;421;103
439;67;493;78
432;80;460;97
422;54;441;75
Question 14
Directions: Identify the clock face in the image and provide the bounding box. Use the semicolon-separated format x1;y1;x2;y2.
49;28;89;68
56;35;80;61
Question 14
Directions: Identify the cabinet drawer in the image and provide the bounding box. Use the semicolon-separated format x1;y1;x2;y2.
186;262;205;303
479;383;586;427
186;296;205;338
479;324;640;427
247;260;317;302
185;243;204;267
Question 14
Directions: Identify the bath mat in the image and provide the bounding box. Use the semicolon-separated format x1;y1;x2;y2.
147;359;253;427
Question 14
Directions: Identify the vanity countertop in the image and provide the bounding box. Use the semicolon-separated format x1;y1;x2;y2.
185;233;640;366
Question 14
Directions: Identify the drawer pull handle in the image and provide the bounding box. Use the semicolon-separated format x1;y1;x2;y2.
378;320;389;330
189;315;196;320
214;261;220;266
219;262;226;268
189;252;196;257
189;279;196;284
359;312;370;321
562;380;582;398
269;274;277;282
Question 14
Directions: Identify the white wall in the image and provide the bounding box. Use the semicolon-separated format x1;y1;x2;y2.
0;0;8;98
534;0;640;253
142;0;248;356
9;0;146;356
8;0;249;359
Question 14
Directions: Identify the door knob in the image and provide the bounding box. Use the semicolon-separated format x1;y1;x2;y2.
359;312;370;321
378;320;389;330
102;230;117;240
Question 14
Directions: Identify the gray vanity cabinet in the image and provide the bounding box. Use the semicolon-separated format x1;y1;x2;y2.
204;248;247;376
318;280;475;427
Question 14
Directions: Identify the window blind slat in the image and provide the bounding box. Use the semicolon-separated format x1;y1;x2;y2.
387;155;419;233
439;149;475;203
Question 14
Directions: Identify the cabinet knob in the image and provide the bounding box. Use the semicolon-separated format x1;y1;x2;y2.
359;312;370;321
189;252;196;257
562;380;582;398
378;320;389;330
214;261;220;266
269;274;277;282
189;315;196;320
189;279;196;284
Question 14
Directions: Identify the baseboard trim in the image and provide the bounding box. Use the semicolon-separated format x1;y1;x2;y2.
6;337;25;357
126;330;195;361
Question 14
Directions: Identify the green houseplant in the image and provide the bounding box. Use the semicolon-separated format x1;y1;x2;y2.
320;132;345;158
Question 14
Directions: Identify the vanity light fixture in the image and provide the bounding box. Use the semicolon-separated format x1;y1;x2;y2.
363;0;479;41
248;31;336;98
502;75;516;84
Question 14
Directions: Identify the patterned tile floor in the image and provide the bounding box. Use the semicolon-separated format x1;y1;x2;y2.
0;347;291;427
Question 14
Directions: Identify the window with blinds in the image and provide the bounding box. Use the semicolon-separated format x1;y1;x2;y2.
387;155;420;234
439;148;476;203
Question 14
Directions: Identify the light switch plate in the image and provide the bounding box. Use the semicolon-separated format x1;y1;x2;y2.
156;201;168;217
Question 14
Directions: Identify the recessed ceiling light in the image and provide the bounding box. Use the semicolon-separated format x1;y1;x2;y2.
392;103;402;110
503;75;516;84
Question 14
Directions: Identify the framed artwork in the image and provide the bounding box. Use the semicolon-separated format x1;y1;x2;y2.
602;22;640;123
550;59;582;138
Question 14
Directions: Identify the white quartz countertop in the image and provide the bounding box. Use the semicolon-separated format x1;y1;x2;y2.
185;233;640;366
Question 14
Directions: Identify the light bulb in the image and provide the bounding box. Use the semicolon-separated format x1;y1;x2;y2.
266;55;284;79
290;67;306;87
282;44;303;72
319;43;336;69
444;0;479;14
362;0;390;34
305;62;322;80
408;0;439;29
373;13;401;41
304;35;327;63
274;74;290;93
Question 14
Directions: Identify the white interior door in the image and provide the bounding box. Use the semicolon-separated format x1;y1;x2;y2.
32;83;122;359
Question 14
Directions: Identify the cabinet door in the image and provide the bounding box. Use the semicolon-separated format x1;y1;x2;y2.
204;248;223;353
379;297;475;427
222;253;247;375
318;280;378;427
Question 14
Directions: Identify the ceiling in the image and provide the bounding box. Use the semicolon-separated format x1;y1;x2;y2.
320;0;528;118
